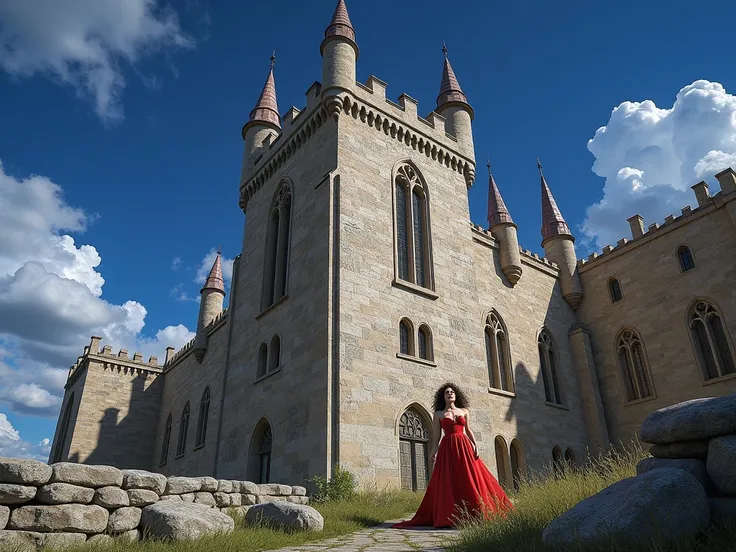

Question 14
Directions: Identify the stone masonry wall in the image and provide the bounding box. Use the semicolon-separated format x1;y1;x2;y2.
0;458;308;548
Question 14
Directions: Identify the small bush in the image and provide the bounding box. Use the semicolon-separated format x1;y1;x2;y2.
307;464;357;503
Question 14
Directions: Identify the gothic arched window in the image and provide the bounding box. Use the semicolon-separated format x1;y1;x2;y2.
399;318;414;356
261;182;292;309
538;329;563;405
269;334;281;372
677;245;696;272
160;414;172;466
616;329;654;402
195;388;210;448
52;393;75;463
176;403;190;457
257;342;268;378
689;300;736;381
609;278;623;303
258;424;272;484
394;163;433;290
399;408;430;492
417;325;433;361
486;311;514;392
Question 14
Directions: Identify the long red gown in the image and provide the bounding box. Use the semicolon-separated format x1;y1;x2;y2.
393;415;513;528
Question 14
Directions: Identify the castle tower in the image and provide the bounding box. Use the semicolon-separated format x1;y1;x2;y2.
435;44;475;160
486;162;522;285
193;247;226;363
240;54;281;186
538;159;583;310
320;0;358;119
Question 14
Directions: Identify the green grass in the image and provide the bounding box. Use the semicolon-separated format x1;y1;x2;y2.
72;489;422;552
449;442;736;552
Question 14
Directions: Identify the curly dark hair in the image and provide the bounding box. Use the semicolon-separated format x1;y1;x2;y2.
433;382;469;412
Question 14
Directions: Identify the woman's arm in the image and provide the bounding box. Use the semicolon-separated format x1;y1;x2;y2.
463;408;480;459
431;412;442;465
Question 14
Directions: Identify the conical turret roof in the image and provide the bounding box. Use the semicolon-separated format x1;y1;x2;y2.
246;54;280;132
436;44;470;110
321;0;358;58
538;159;572;243
201;247;226;295
486;162;514;228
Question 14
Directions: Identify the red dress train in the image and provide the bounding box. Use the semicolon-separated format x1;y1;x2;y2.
393;416;513;528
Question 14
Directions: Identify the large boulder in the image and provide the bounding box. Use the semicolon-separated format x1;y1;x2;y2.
93;486;130;508
36;483;95;505
649;440;709;460
710;498;736;525
245;502;324;532
541;468;709;549
0;484;36;505
164;477;202;495
139;501;234;541
107;506;142;533
636;457;710;490
0;458;52;486
121;469;167;494
8;504;109;533
707;435;736;495
639;394;736;444
128;488;159;507
50;463;123;488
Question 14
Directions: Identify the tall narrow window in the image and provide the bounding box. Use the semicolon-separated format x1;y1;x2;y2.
52;393;75;463
257;343;268;378
609;278;623;303
399;408;431;492
160;414;172;465
486;311;514;392
261;182;292;309
195;388;210;448
538;329;563;405
269;335;281;372
399;319;413;355
417;325;433;361
258;425;272;484
616;329;654;402
690;300;736;381
677;245;696;272
509;439;525;492
394;163;433;290
176;403;190;457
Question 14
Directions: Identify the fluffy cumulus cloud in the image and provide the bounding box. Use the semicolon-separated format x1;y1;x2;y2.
0;413;51;461
0;0;194;123
0;161;195;420
582;80;736;249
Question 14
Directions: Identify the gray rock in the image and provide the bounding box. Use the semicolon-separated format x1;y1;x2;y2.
216;480;233;493
50;463;123;488
241;493;257;505
227;505;250;519
0;458;52;485
0;530;86;550
87;533;114;545
128;488;159;507
37;482;95;505
213;492;231;508
9;504;109;533
649;440;709;459
292;486;307;496
139;501;234;540
159;494;181;501
636;457;710;490
115;528;140;541
256;495;278;504
258;483;292;496
93;486;130;508
41;532;87;549
287;496;310;505
245;501;323;531
196;477;218;492
229;480;241;492
0;483;36;505
240;481;259;494
639;394;736;444
194;492;216;507
229;493;242;506
180;493;195;503
707;435;736;495
121;469;167;494
541;468;709;549
710;497;736;526
164;477;201;495
0;506;8;529
107;506;141;533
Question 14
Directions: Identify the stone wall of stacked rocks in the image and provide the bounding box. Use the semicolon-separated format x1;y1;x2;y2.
0;458;308;548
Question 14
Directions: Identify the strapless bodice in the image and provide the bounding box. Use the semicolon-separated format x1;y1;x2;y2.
440;415;466;435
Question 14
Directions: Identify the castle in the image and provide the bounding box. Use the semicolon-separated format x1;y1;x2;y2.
49;0;736;492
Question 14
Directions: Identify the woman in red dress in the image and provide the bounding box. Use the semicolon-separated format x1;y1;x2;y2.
393;383;513;528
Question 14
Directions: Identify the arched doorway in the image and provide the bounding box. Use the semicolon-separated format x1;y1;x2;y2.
552;446;563;478
509;439;525;491
564;447;576;470
494;436;512;491
398;408;430;491
249;419;273;484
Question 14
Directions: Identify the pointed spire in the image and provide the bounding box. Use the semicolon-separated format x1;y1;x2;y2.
436;43;469;108
321;0;358;58
486;161;514;227
246;54;281;130
538;158;572;243
201;248;226;295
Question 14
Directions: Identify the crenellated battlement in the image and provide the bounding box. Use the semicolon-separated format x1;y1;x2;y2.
469;222;558;272
165;308;230;369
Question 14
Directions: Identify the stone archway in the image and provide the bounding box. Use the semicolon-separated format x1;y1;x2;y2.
398;407;430;492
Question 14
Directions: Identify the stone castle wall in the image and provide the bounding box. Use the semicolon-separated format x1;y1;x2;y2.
0;458;308;548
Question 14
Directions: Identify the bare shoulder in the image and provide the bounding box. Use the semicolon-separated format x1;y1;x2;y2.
463;408;470;417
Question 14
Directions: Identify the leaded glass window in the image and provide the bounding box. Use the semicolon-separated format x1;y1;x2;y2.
399;409;429;492
617;329;654;402
609;278;623;303
160;414;172;466
418;326;429;360
399;320;410;355
690;300;736;380
258;425;272;484
538;330;562;405
262;182;292;309
195;388;210;448
394;163;432;290
176;403;190;457
396;182;409;281
486;312;513;392
678;245;696;272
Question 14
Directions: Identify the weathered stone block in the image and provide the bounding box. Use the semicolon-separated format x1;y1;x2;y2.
159;494;182;502
0;506;8;530
636;457;710;490
286;496;309;505
0;458;52;486
196;477;218;492
0;530;86;550
291;486;307;496
37;483;95;505
140;501;234;541
128;488;159;507
213;492;231;508
216;480;233;493
639;395;736;444
258;483;292;496
241;493;257;505
180;493;195;503
164;477;202;495
245;502;323;531
707;435;736;495
194;492;216;507
50;463;123;489
107;507;141;533
0;484;36;505
93;486;130;508
8;504;109;533
649;440;709;460
121;469;167;494
229;493;242;506
240;481;259;494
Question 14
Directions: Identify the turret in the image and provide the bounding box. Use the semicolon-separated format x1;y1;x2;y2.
240;54;281;186
538;159;583;310
486;162;522;285
434;44;474;160
193;247;227;363
320;0;358;120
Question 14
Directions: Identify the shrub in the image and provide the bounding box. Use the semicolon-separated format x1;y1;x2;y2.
307;464;357;503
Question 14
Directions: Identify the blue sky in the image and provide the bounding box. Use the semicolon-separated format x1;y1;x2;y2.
1;0;736;458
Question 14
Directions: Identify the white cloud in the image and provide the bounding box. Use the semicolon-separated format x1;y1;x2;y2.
583;80;736;249
0;160;194;418
0;413;51;461
171;257;182;271
195;249;234;286
0;0;194;123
